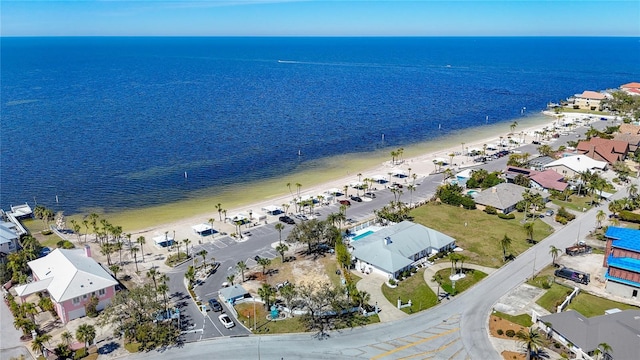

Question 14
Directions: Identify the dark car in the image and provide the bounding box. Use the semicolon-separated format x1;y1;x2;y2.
350;196;363;202
208;298;223;312
339;200;351;206
278;216;295;224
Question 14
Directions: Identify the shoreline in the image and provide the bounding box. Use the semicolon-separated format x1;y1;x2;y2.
75;110;567;236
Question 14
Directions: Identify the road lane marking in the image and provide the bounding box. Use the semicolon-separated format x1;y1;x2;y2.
395;338;459;360
370;327;459;360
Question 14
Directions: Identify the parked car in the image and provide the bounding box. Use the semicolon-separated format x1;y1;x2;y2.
208;299;223;312
554;267;590;285
363;192;376;199
278;216;295;224
218;314;235;329
545;209;554;217
350;196;363;202
339;200;351;206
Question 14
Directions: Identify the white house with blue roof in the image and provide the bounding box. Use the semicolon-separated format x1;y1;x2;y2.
603;227;640;299
350;221;456;280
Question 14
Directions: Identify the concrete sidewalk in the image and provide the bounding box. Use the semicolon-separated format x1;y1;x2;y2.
1;291;34;360
353;271;409;323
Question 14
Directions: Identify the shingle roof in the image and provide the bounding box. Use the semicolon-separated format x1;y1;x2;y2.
15;248;117;302
576;138;628;165
618;124;640;135
351;221;456;274
529;170;568;191
219;284;248;301
540;310;640;359
621;82;640;89
577;90;606;100
474;183;546;211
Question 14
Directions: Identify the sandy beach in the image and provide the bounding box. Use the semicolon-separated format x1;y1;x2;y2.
100;110;583;244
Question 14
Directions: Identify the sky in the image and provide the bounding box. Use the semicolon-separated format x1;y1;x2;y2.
1;0;639;37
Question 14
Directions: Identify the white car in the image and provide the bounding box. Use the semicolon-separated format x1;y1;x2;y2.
218;314;235;329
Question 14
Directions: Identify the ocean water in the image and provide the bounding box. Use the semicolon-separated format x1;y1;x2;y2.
1;37;639;215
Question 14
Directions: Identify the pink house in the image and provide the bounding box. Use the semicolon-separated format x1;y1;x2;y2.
14;246;118;323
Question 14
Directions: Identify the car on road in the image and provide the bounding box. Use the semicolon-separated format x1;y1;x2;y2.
350;196;363;202
339;200;351;206
363;192;376;199
208;299;223;312
218;314;235;329
278;215;295;224
294;214;308;221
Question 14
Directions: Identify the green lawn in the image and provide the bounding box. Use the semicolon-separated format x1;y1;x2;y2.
551;195;594;213
536;283;574;313
411;203;554;268
236;302;307;334
566;291;640;317
492;310;533;327
381;269;438;314
434;268;487;295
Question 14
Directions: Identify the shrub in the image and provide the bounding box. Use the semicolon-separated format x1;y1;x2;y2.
620;210;640;224
85;295;99;318
505;329;516;337
74;348;87;360
41;230;53;236
498;213;515;220
388;279;397;286
557;207;575;221
497;329;504;335
484;206;498;215
555;216;568;225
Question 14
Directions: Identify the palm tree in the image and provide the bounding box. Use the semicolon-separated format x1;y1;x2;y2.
146;268;158;293
276;243;289;262
515;327;545;360
197;249;208;269
226;274;235;286
215;203;223;221
31;333;52;357
157;281;169;312
236;260;247;283
136;236;146;262
257;283;276;309
628;184;638;199
22;302;38;323
510;121;518;134
183;238;191;258
596;210;606;229
184;265;196;287
257;257;271;275
343;185;349;199
61;331;73;346
76;324;96;351
274;222;285;244
524;222;535;243
208;218;215;238
130;246;140;273
500;234;512;262
549;245;560;267
109;264;120;280
593;342;613;360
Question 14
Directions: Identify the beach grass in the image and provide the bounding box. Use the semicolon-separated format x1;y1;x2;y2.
380;269;438;314
411;203;554;268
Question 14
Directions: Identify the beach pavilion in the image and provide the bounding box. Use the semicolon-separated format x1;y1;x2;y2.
153;234;175;248
192;223;215;237
372;175;388;184
261;205;283;216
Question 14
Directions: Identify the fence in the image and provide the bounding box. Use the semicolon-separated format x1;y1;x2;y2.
557;286;580;313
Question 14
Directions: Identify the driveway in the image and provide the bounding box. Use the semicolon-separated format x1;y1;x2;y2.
0;293;33;360
354;271;408;323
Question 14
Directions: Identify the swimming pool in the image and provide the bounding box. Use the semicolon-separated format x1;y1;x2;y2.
352;230;374;241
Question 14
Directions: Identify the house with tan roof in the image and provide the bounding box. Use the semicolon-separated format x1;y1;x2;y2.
614;123;640;152
576;137;629;165
474;183;548;214
14;246;118;323
572;90;607;111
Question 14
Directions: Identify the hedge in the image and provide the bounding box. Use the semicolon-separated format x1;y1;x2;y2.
620;210;640;224
498;213;515;220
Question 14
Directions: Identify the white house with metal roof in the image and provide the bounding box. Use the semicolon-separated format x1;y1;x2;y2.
350;221;456;279
14;245;118;323
0;221;19;256
544;154;607;178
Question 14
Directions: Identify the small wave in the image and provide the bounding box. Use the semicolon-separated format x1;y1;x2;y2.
5;99;39;106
